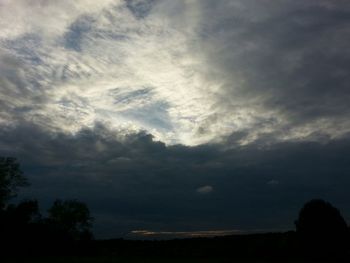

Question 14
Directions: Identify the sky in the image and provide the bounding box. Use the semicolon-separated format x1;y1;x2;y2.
0;0;350;239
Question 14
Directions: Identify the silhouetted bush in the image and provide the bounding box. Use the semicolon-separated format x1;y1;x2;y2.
0;157;94;258
295;199;349;258
0;157;28;209
48;199;94;241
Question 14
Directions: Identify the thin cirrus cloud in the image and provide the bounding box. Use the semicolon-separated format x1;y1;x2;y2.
0;0;215;145
1;0;350;145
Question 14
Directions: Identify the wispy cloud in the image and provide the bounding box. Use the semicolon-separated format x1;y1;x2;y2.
0;0;215;144
2;1;349;145
196;185;213;194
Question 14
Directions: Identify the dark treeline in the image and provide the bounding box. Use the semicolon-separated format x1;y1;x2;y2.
1;157;350;262
93;199;350;261
0;157;93;257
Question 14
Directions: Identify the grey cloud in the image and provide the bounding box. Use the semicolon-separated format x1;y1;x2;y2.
191;0;350;140
0;50;47;123
125;0;158;19
2;0;350;144
196;185;213;194
64;15;95;52
1;0;350;239
1;123;350;238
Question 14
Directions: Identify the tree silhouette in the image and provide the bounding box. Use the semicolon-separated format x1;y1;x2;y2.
0;157;28;209
48;199;93;240
295;199;349;257
6;199;41;225
0;157;96;257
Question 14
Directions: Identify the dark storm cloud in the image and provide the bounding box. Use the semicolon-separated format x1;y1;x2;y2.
195;0;350;136
1;123;350;238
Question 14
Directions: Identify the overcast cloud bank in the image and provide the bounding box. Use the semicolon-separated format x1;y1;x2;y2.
1;0;350;237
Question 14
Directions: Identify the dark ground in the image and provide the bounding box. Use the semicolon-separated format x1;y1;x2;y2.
3;232;350;263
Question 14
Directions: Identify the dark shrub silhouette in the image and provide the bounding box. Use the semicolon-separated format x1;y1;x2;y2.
295;199;349;258
6;199;41;224
0;157;95;257
0;157;28;209
48;199;94;241
1;200;43;252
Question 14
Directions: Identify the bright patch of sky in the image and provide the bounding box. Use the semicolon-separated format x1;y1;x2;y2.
1;0;350;145
0;0;215;145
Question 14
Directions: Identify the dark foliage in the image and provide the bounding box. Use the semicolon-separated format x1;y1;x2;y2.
0;157;93;257
295;199;349;258
48;199;94;241
0;157;28;208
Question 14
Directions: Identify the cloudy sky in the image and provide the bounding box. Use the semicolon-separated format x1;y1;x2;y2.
1;0;350;238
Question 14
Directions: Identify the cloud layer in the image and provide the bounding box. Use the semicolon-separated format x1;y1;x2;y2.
1;0;350;238
1;122;350;237
1;0;349;145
